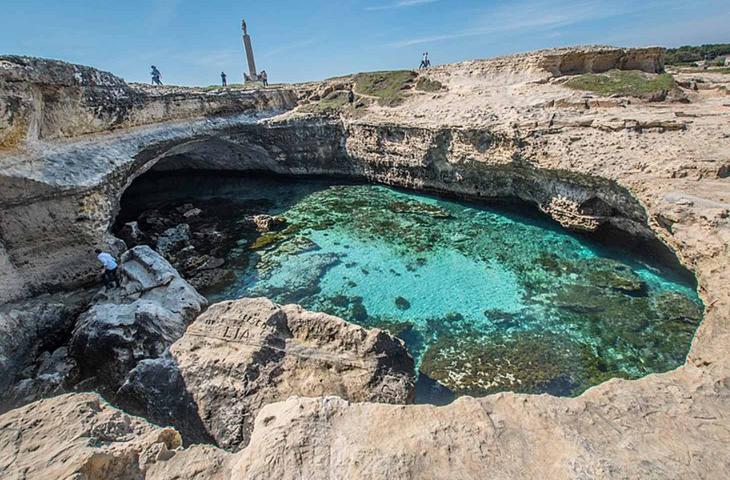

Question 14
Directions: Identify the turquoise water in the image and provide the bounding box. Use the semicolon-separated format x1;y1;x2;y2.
125;174;703;402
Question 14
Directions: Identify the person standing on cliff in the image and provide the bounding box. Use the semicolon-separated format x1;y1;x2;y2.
221;71;227;86
95;248;120;288
260;70;268;87
150;65;162;86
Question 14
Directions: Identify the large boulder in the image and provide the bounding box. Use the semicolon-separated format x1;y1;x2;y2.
0;393;183;480
70;245;206;389
115;245;207;321
119;297;415;451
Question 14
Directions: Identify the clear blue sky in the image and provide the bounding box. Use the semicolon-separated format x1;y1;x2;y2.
2;0;728;86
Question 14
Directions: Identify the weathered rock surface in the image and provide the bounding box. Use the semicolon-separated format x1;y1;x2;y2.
156;223;191;257
226;362;730;479
1;46;729;478
70;245;206;388
5;364;730;480
2;346;79;413
119;297;415;451
0;289;92;411
0;392;183;480
0;55;298;148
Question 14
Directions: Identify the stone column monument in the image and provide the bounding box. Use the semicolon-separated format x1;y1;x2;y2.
241;19;259;82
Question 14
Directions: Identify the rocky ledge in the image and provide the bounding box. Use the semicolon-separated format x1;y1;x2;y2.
0;393;185;480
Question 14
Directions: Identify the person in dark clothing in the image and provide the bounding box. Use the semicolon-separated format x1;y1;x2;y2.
260;70;268;87
348;87;355;104
221;71;227;86
419;52;431;69
150;65;162;85
95;248;120;288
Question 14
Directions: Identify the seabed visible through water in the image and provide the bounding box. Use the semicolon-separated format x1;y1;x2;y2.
119;173;704;404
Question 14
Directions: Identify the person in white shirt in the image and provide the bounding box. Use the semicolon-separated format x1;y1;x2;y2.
95;248;120;288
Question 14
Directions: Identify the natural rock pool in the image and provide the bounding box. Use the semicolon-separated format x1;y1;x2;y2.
117;173;703;403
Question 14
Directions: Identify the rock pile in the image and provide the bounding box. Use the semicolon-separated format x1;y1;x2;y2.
0;290;93;412
117;199;290;293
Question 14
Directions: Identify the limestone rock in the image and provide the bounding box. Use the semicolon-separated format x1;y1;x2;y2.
117;245;206;321
0;290;92;410
71;300;187;387
2;346;79;411
226;370;730;479
0;393;182;480
252;214;287;232
118;220;142;244
157;223;191;257
118;297;415;451
70;246;206;388
189;268;235;292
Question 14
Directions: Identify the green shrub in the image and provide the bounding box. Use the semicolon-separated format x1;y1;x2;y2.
415;76;443;92
665;44;730;65
299;90;350;114
354;70;417;107
564;70;677;97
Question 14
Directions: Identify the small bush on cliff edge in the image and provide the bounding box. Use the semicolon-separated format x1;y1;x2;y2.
415;76;443;92
354;70;417;107
300;90;351;115
564;70;678;98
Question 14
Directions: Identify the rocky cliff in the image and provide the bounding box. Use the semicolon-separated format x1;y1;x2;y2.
1;45;729;479
0;56;298;302
0;47;681;303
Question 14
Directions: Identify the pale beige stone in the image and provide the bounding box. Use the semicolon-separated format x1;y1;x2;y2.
1;45;729;479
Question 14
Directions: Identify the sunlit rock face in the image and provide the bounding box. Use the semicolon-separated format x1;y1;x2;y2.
117;174;702;402
118;297;415;451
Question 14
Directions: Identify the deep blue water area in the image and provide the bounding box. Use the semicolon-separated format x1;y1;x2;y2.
120;173;703;403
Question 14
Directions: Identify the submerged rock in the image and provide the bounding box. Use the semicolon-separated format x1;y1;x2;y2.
255;252;341;303
395;296;411;310
189;268;236;292
653;291;703;323
70;246;206;389
388;200;451;219
584;258;646;294
419;330;618;397
252;214;287;232
156;223;191;257
118;297;415;451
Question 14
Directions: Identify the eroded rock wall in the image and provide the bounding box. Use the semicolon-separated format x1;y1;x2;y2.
0;114;657;302
0;59;299;302
150;119;651;238
0;55;298;149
